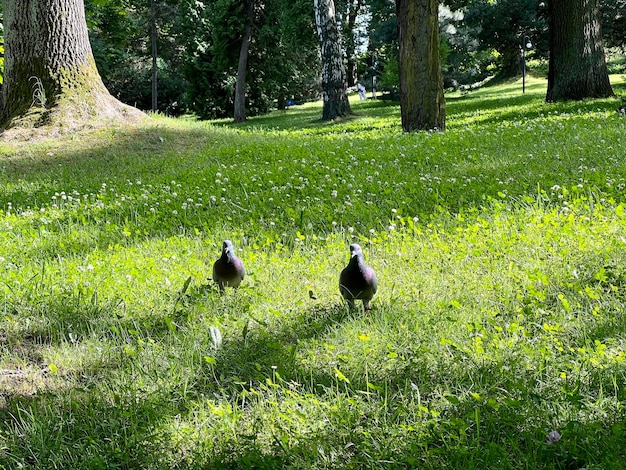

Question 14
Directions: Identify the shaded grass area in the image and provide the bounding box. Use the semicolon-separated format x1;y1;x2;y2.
0;76;626;468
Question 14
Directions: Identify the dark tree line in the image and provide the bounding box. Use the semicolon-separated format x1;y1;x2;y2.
83;0;320;119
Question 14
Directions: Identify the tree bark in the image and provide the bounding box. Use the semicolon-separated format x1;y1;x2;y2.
0;0;143;130
314;0;352;120
151;0;158;112
396;0;445;131
546;0;613;101
343;0;361;88
234;0;254;123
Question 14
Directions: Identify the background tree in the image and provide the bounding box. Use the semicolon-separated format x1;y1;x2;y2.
150;0;158;111
0;10;4;87
0;0;142;129
365;0;397;94
179;0;319;119
86;0;188;115
255;0;321;109
314;0;352;120
546;0;613;101
3;0;620;122
464;0;547;79
233;0;254;122
396;0;445;131
366;0;495;96
600;0;626;50
336;0;365;87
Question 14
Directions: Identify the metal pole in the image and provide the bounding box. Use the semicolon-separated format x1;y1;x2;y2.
522;35;531;94
522;46;526;94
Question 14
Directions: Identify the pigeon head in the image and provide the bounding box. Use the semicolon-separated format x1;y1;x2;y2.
222;240;234;254
349;243;363;257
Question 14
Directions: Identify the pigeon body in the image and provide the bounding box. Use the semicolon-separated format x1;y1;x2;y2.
339;244;378;310
212;240;245;290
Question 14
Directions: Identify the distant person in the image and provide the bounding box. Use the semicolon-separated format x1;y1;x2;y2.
357;83;366;100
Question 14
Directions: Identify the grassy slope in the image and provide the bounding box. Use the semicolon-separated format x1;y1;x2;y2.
0;76;626;468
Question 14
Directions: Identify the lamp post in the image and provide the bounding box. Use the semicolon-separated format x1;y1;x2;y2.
522;35;532;93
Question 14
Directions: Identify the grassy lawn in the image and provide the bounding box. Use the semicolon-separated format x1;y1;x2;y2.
1;75;626;468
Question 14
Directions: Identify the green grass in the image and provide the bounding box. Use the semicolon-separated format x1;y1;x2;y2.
1;75;626;469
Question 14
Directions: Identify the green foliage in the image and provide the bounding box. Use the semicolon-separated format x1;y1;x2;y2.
86;0;190;114
601;0;626;49
377;44;399;93
1;78;626;468
463;0;548;79
607;52;626;75
180;0;320;119
74;0;626;117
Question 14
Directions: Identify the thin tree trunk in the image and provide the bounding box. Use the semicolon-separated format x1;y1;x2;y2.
0;0;142;130
546;0;613;101
314;0;352;120
151;0;158;112
234;0;254;123
344;0;361;88
396;0;445;131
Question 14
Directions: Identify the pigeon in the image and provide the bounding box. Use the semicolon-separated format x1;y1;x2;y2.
212;240;245;290
339;243;378;310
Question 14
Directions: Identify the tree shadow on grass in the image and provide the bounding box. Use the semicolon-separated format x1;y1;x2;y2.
0;379;176;469
3;282;626;468
0;293;363;468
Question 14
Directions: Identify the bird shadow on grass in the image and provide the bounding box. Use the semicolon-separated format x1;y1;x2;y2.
210;302;353;377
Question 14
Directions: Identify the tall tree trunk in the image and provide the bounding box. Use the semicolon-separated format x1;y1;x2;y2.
546;0;613;101
0;0;142;130
396;0;445;131
234;0;254;123
314;0;352;120
344;0;361;88
151;0;158;112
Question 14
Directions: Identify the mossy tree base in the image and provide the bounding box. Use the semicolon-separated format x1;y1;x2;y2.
0;61;144;134
0;0;144;137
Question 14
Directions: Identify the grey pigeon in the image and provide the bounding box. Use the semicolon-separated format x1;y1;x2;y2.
339;243;378;310
212;240;245;290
